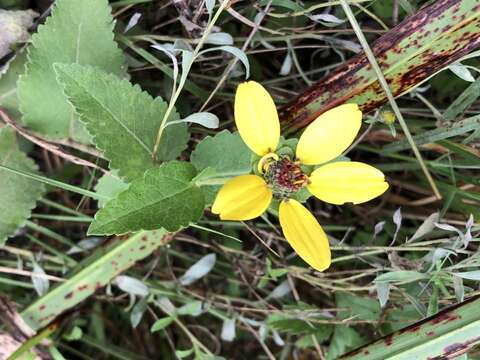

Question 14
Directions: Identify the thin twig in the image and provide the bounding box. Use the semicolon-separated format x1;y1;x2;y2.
242;320;276;360
0;109;109;174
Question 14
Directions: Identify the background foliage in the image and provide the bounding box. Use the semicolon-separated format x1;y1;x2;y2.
0;0;479;359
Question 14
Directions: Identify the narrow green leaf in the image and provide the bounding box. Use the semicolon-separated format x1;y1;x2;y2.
151;317;174;332
443;77;480;121
453;271;480;281
89;161;205;235
18;0;125;142
191;130;251;204
191;130;251;177
375;271;428;284
200;46;250;78
336;292;381;322
384;115;480;153
21;229;168;331
341;297;480;359
0;126;44;244
55;63;188;182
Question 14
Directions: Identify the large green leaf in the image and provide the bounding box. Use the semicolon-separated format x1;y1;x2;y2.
56;64;189;182
17;0;125;142
89;161;205;235
0;126;44;244
21;229;168;331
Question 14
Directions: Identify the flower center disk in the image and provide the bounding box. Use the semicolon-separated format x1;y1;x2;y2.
263;156;308;199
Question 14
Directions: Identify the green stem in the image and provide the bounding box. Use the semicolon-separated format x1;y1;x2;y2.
0;164;106;201
151;0;230;159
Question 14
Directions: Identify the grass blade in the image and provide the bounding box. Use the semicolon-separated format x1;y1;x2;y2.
21;229;169;331
280;0;480;131
341;295;480;359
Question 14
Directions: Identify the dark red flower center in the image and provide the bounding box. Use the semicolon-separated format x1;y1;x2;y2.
264;156;309;199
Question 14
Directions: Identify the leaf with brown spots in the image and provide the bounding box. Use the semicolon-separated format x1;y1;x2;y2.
279;0;480;132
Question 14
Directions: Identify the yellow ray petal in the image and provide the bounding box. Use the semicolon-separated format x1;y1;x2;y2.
308;161;389;205
212;175;272;221
296;103;362;165
279;199;331;272
234;81;280;156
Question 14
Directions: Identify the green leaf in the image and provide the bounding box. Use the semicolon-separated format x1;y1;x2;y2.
177;301;203;316
21;229;168;331
384;115;480;153
375;270;428;284
0;126;44;244
267;313;322;335
55;63;189;182
260;0;304;11
191;130;251;205
88;161;205;235
94;173;129;208
175;349;194;359
191;130;251;176
0;51;27;118
151;317;174;332
336;292;381;322
327;325;365;360
17;0;125;142
342;297;480;360
295;328;333;349
443;77;480;121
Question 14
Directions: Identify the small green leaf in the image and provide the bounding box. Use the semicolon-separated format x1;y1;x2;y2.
260;0;304;12
375;271;428;284
179;253;216;286
114;275;149;297
200;46;250;78
453;271;480;281
18;0;125;142
55;63;189;182
175;111;219;129
0;51;27;117
327;325;366;360
336;292;381;322
191;130;251;177
64;326;83;341
206;32;234;45
88;161;205;235
151;317;174;332
94;173;129;208
175;348;194;359
0;126;44;244
177;301;203;316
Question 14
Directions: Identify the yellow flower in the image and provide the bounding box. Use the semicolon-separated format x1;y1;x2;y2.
212;81;389;272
